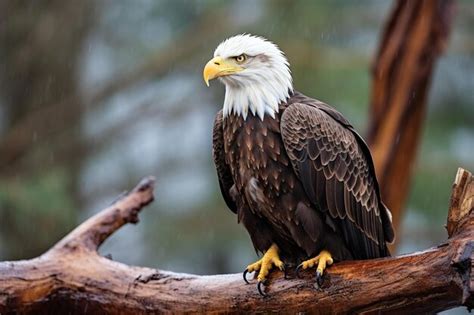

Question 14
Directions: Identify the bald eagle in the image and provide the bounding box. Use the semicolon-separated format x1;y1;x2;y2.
203;34;394;295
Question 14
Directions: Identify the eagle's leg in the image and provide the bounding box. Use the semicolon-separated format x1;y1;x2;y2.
243;243;284;295
296;250;333;287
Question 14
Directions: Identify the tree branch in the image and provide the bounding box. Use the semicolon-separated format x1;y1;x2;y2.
51;176;155;253
1;168;473;314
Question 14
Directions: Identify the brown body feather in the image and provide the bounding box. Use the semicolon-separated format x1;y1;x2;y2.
212;91;394;263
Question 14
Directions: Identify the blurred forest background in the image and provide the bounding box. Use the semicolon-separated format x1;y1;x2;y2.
0;0;473;280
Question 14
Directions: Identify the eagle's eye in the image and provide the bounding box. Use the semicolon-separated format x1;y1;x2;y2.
234;54;246;63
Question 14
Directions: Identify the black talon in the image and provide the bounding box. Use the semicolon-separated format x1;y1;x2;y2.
257;281;267;297
243;269;250;284
315;270;324;289
295;263;304;278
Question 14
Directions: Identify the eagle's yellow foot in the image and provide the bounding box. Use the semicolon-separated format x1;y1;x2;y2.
296;250;333;288
242;244;284;296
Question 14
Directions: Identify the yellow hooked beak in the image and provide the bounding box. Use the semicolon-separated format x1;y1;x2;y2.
203;56;243;86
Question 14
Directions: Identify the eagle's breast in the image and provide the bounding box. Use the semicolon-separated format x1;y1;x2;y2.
222;111;303;231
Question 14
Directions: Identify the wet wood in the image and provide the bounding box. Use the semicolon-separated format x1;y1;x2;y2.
0;168;473;314
367;0;455;245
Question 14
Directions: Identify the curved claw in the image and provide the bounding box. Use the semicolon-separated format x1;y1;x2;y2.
315;270;323;289
243;269;250;284
257;281;267;297
295;263;304;279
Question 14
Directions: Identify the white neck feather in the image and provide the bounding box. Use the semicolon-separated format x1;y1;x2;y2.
223;82;292;120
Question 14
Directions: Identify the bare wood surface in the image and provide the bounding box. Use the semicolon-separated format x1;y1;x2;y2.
367;0;455;244
448;168;474;238
0;168;473;314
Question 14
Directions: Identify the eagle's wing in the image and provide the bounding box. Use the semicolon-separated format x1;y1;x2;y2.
281;102;394;259
212;110;237;213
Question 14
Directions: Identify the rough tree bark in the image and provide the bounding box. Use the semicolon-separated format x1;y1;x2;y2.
367;0;455;242
0;168;473;314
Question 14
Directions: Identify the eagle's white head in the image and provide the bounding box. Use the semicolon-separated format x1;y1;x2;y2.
203;34;293;120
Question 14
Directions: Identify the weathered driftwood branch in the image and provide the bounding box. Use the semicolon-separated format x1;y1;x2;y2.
1;169;473;314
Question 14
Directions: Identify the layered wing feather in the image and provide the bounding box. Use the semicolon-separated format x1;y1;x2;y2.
281;101;394;259
212;110;237;213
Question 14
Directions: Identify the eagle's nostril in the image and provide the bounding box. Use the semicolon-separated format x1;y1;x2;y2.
214;62;220;66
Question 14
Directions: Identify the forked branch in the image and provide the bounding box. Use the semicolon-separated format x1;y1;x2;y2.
0;169;473;314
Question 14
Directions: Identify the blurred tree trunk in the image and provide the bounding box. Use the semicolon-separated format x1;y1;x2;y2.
368;0;454;247
0;0;96;259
